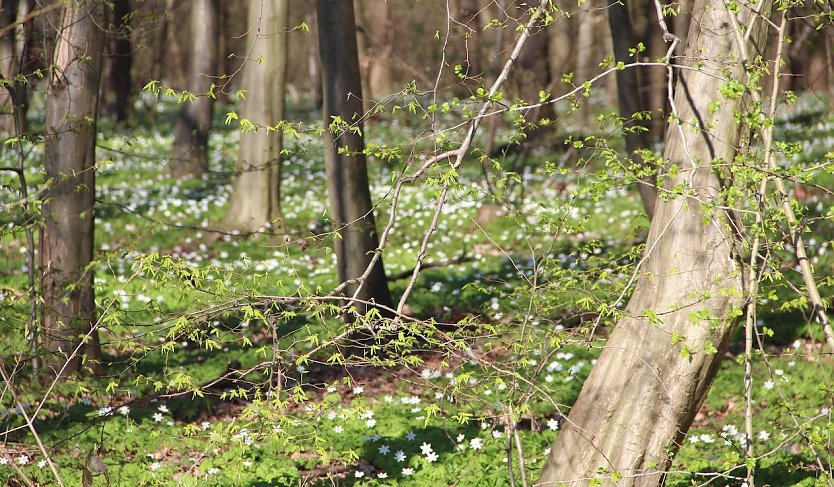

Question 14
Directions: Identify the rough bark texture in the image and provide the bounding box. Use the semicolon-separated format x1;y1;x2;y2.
316;0;393;317
41;0;105;377
607;0;657;221
536;1;771;484
169;0;219;179
107;0;132;122
0;0;31;135
223;0;288;233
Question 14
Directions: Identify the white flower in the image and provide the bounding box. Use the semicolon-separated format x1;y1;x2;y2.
456;434;465;443
98;406;113;417
153;413;164;422
774;369;784;376
149;462;160;471
763;380;774;390
333;425;343;433
470;438;483;450
207;467;220;475
402;467;414;475
0;457;7;465
366;419;377;428
37;459;47;468
757;430;770;441
353;386;364;395
699;434;715;444
16;454;29;465
242;461;253;467
201;421;211;430
355;470;365;478
547;418;560;431
157;405;169;413
377;472;388;479
378;445;390;455
118;405;130;416
492;430;504;438
394;450;406;462
384;395;393;403
405;431;416;441
425;451;439;462
420;442;434;455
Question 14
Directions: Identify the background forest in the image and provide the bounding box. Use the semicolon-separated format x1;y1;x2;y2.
1;0;833;485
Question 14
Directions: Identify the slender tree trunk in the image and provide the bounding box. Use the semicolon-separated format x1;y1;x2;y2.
316;0;393;320
169;0;219;179
607;1;656;220
362;0;393;101
536;1;772;484
223;0;288;233
305;1;322;109
41;0;105;378
108;0;132;122
0;0;31;135
574;2;595;124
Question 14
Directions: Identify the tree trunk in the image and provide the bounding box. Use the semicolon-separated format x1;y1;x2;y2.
41;0;105;378
305;1;322;109
607;0;657;221
536;1;771;484
223;0;288;233
0;0;31;135
574;2;595;124
316;0;393;319
108;0;132;122
169;0;219;179
362;0;393;101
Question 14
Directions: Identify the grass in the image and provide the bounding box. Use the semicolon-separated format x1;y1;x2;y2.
0;90;833;485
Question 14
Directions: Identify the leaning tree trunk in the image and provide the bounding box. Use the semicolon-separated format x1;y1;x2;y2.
41;0;105;378
223;0;288;233
316;0;393;319
169;0;219;179
607;0;657;221
537;1;772;485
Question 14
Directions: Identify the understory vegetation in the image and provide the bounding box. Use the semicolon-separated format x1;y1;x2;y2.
1;88;833;485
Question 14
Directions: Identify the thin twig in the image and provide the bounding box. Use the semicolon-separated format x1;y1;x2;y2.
0;360;65;487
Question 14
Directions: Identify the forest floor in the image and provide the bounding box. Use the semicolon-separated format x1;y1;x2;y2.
0;92;833;486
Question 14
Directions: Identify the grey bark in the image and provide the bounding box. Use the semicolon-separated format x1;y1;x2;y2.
536;1;772;484
41;0;106;377
607;0;657;221
223;0;288;233
169;0;219;179
316;0;393;320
